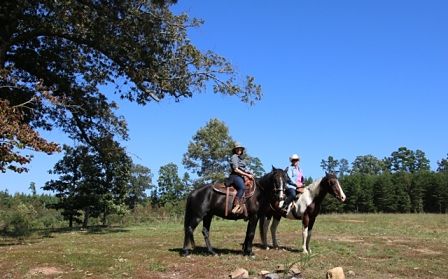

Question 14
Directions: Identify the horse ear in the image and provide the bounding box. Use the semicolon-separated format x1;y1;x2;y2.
325;171;329;176
272;165;276;172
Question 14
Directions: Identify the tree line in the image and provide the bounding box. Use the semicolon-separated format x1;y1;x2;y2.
40;118;264;227
320;149;448;213
2;118;447;235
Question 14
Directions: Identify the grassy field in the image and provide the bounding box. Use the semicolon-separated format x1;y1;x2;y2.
1;214;447;279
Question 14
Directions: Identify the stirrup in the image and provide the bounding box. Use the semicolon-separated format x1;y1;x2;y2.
280;202;289;211
280;206;289;217
280;203;290;215
231;204;241;214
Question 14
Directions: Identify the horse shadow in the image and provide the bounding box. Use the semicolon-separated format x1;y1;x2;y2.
171;243;302;256
82;226;130;235
170;246;243;256
252;243;301;253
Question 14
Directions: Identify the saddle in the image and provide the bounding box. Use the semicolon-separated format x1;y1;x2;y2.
212;177;256;217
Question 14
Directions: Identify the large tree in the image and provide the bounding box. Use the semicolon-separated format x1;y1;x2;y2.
384;147;430;173
351;154;384;175
43;145;98;227
44;138;131;227
338;158;350;178
182;118;264;185
0;0;262;172
183;118;233;184
156;163;189;206
126;163;152;209
320;155;339;174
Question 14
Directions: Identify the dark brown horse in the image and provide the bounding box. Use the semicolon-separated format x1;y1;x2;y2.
259;173;346;253
182;167;289;256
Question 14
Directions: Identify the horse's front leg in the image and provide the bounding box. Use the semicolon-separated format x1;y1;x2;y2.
270;217;281;249
301;215;310;254
301;226;309;254
259;214;270;250
242;215;259;256
305;218;316;253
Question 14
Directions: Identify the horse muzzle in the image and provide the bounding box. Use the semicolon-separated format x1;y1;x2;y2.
337;193;346;203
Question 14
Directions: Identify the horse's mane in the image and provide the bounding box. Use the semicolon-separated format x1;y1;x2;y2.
304;177;323;197
256;171;274;190
257;167;285;191
258;168;280;181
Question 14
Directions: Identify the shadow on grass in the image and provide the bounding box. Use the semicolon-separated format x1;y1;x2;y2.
252;243;302;253
170;246;244;256
82;226;130;235
0;226;130;246
0;239;42;247
33;225;130;235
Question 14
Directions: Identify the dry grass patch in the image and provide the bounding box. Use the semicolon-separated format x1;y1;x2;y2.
26;266;65;276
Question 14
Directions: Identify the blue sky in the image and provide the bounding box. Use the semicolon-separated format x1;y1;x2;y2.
2;0;448;194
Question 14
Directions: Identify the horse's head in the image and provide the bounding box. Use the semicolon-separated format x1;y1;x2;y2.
269;166;289;201
323;172;346;202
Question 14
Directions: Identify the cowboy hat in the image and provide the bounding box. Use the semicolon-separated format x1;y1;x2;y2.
233;142;245;151
289;154;300;161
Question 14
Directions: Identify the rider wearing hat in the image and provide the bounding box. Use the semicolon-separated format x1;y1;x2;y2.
281;153;304;214
229;142;254;214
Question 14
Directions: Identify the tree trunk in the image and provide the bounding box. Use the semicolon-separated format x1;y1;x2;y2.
101;211;107;226
83;208;90;228
69;215;73;228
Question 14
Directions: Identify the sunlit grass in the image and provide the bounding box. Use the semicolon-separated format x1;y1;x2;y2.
0;214;447;278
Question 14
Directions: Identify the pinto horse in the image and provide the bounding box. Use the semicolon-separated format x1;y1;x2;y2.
182;167;288;257
259;173;346;254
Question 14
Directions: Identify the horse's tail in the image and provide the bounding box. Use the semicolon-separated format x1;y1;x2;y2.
182;191;195;254
184;192;193;229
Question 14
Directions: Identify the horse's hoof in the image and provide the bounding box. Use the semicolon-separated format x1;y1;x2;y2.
181;250;190;257
243;251;253;257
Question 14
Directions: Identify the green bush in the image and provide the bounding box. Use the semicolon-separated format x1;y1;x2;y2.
1;210;33;237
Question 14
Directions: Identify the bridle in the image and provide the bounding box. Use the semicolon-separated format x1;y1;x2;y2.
271;169;286;202
325;175;346;202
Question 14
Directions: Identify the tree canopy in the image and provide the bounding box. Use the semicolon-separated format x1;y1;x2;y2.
126;163;153;209
437;154;448;172
351;155;384;175
320;156;340;174
182;118;264;185
0;0;262;173
156;163;190;206
384;147;430;173
43;138;132;227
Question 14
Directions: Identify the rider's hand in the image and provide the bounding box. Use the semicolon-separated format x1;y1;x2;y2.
247;174;254;180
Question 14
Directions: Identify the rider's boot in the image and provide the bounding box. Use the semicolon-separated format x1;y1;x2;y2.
232;198;241;214
232;198;244;214
280;201;290;216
